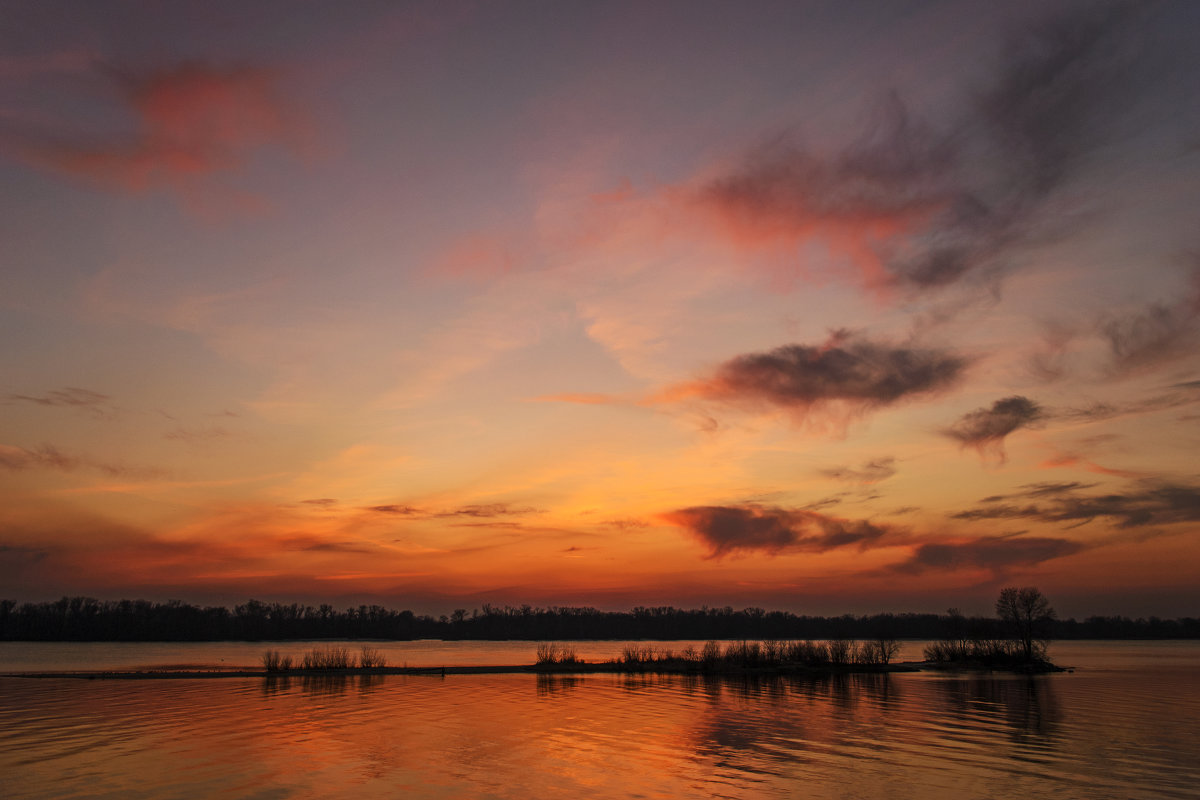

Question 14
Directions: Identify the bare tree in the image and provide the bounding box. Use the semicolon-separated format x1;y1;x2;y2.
995;587;1055;661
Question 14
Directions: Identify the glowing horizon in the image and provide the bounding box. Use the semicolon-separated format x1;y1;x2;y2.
2;1;1199;618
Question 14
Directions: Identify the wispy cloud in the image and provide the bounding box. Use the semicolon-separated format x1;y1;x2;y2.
6;387;113;418
4;59;309;207
693;3;1147;295
1099;272;1200;376
529;392;622;406
820;456;897;484
163;426;232;444
301;498;339;507
0;443;161;478
364;502;542;519
952;480;1200;530
434;503;543;519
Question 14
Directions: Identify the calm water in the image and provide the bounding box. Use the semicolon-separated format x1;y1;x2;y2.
1;641;1197;799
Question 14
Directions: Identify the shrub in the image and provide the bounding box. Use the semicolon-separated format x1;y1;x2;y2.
535;643;580;665
359;645;386;669
301;646;354;670
262;649;293;672
827;638;852;665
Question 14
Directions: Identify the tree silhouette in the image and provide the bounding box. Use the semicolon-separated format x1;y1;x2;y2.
996;586;1055;661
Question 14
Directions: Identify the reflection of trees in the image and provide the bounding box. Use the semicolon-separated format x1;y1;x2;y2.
293;673;387;696
536;674;583;696
676;674;901;774
936;676;1061;746
260;675;292;696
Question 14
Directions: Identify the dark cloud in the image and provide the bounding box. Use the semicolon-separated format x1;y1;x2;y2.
821;456;897;484
676;331;966;417
944;396;1044;460
699;3;1148;294
952;480;1200;530
301;498;338;507
663;504;890;559
894;536;1083;574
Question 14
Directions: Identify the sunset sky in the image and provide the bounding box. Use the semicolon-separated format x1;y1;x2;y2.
2;0;1199;618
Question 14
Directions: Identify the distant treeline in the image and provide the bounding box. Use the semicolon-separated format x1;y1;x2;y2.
1;597;1197;642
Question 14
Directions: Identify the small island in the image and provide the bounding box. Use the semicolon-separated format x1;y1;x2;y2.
0;587;1068;679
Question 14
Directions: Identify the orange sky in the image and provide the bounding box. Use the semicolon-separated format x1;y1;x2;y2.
2;0;1199;617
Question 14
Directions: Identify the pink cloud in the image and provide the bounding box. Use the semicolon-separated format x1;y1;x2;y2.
12;61;310;202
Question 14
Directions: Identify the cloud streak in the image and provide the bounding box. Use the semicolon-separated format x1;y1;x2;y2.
694;3;1147;294
0;443;160;478
820;456;897;484
1099;277;1200;376
952;480;1200;530
6;387;113;418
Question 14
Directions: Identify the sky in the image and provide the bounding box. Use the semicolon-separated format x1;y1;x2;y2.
2;0;1199;618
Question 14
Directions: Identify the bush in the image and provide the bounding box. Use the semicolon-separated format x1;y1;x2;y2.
535;642;580;665
262;649;293;672
301;646;354;670
827;639;853;665
359;645;386;669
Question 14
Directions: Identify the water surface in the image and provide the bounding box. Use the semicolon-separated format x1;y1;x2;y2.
2;641;1196;799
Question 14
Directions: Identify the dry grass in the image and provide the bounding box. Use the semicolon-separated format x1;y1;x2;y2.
301;646;355;670
610;638;882;670
535;642;581;665
358;645;387;668
261;649;293;672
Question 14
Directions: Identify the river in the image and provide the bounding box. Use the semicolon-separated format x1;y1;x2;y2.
1;640;1197;798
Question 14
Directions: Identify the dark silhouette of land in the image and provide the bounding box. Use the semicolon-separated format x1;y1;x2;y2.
1;588;1084;681
1;595;1194;642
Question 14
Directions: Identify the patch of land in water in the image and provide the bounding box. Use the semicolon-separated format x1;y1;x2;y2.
0;659;1069;680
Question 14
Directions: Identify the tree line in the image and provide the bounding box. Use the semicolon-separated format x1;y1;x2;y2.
1;596;1196;642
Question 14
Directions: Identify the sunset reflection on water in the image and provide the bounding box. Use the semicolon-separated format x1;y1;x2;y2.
3;645;1199;799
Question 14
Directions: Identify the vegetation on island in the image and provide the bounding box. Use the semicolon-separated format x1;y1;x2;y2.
533;588;1061;674
535;637;906;674
923;587;1060;670
262;645;386;673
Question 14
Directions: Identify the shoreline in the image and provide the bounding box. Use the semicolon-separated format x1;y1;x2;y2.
0;659;1065;680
